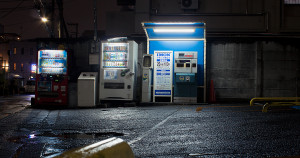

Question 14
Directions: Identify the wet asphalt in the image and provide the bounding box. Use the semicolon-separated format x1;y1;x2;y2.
0;95;300;157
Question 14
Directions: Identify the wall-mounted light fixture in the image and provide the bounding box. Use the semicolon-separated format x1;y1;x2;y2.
153;28;195;33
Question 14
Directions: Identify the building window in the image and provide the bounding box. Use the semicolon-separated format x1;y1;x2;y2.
13;48;17;54
21;63;24;71
284;0;300;4
14;63;16;71
21;48;24;55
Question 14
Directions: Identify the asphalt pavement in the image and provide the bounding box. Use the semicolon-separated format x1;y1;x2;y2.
1;95;300;157
0;94;33;120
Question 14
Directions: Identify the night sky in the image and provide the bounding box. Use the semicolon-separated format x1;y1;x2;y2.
0;0;121;39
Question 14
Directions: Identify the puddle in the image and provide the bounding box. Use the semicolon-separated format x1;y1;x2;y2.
7;136;28;143
43;147;65;157
35;131;125;139
7;131;125;157
189;153;215;156
7;131;124;143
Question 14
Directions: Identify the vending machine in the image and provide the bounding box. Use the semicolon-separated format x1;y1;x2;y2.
99;39;138;102
35;50;68;106
174;51;198;103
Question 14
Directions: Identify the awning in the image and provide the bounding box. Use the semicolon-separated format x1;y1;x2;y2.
142;22;205;40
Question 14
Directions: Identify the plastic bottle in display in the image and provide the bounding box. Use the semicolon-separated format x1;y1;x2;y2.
120;53;123;60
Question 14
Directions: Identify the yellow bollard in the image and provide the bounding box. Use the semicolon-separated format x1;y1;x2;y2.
55;137;135;158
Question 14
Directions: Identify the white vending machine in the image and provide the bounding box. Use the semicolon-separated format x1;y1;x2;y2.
99;39;138;102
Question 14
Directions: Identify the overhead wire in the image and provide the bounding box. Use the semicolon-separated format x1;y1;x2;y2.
0;0;32;2
0;0;25;19
0;0;31;2
0;6;34;11
4;19;40;27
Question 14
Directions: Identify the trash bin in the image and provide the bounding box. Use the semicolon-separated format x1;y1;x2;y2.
77;72;98;107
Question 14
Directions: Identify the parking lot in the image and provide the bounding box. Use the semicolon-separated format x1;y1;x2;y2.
0;95;300;157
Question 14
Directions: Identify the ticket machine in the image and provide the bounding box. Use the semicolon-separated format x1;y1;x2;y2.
174;51;198;103
142;22;206;103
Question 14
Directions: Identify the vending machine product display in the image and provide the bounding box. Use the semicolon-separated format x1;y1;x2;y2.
99;40;138;101
35;50;68;106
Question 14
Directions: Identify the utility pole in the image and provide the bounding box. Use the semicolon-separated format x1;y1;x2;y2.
56;0;69;38
51;0;55;38
67;23;78;39
93;0;98;41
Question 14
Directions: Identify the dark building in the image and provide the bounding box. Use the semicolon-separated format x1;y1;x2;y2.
0;33;23;95
8;40;37;88
0;24;3;34
106;0;300;101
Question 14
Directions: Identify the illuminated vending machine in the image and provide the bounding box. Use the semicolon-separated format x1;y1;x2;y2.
99;39;138;102
35;50;68;106
174;52;198;103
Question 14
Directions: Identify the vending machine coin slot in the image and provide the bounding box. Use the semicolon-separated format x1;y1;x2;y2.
104;82;125;89
186;76;190;82
177;63;184;67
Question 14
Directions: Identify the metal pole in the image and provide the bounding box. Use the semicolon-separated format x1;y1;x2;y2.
93;0;98;41
51;0;55;38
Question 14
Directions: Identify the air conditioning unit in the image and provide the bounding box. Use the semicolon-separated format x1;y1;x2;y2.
181;0;198;9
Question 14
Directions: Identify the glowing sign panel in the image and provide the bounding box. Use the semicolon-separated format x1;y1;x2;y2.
31;64;36;73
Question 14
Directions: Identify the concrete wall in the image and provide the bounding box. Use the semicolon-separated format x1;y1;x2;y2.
207;42;256;100
207;40;300;100
260;41;300;97
133;0;300;34
106;11;135;37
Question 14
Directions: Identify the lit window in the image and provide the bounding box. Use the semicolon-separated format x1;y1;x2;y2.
13;48;17;54
284;0;300;4
21;63;24;71
14;63;16;71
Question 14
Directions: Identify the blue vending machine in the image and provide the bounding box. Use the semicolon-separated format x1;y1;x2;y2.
142;22;206;103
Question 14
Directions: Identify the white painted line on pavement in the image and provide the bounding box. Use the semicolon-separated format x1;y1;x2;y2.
128;108;180;145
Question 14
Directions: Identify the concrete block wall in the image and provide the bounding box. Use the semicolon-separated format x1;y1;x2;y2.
261;41;299;97
207;40;300;101
207;42;256;100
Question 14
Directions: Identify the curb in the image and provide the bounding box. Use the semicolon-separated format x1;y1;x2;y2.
54;137;134;158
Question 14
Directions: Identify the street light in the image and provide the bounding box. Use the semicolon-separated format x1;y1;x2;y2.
41;17;48;23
